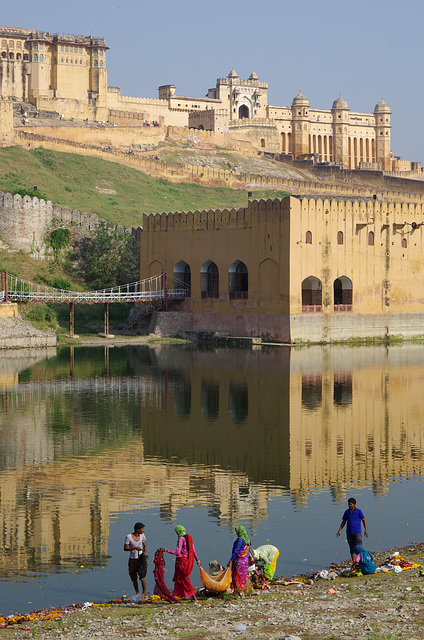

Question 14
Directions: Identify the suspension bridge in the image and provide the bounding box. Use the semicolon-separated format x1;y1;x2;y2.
0;271;188;335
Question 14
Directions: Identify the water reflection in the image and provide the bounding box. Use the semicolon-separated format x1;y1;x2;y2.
1;343;424;582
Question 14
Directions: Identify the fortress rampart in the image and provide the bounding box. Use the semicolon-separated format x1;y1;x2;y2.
14;129;424;204
0;190;131;254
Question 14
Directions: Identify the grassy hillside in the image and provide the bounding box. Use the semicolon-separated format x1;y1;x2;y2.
0;146;290;228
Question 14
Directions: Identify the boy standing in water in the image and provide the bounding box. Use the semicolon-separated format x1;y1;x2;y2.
336;498;368;563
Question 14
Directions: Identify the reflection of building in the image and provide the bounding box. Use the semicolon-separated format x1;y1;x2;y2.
142;195;424;343
2;344;424;575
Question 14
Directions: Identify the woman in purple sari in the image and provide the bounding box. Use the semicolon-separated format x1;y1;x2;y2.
227;525;251;594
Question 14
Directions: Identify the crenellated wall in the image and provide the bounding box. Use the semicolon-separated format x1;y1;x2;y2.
141;195;424;343
0;191;131;254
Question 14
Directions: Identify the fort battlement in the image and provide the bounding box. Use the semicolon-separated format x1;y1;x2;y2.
0;190;130;254
144;206;249;233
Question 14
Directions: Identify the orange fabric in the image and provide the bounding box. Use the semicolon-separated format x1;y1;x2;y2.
199;566;232;593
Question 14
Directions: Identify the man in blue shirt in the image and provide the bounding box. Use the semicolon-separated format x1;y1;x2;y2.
336;497;368;563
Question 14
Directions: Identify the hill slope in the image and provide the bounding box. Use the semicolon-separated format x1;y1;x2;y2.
0;146;290;228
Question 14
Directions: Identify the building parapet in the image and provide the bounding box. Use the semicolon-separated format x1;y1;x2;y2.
229;117;276;128
217;78;268;89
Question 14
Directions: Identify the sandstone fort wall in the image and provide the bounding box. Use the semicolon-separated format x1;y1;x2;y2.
0;190;133;254
14;129;424;204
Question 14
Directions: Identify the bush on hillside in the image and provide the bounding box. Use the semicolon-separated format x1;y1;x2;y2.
72;222;139;289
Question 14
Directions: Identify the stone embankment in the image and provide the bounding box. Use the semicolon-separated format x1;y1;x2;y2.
3;543;424;640
0;304;56;349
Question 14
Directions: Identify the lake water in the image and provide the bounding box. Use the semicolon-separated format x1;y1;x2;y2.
1;342;424;615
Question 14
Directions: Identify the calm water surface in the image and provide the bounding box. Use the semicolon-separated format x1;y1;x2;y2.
1;343;424;614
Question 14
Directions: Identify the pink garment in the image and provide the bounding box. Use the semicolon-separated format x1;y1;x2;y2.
167;535;199;561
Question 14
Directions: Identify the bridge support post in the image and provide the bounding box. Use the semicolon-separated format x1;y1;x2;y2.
104;302;109;335
69;301;75;336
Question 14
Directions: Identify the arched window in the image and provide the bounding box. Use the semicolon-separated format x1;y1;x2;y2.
368;231;374;246
260;138;265;148
39;54;45;62
9;41;14;49
32;53;38;62
201;261;219;298
334;276;352;310
93;60;98;67
8;52;14;60
16;52;21;60
229;260;248;299
305;230;312;244
337;231;343;245
302;276;322;312
173;260;191;297
402;238;407;249
1;40;7;48
1;52;6;59
16;41;22;50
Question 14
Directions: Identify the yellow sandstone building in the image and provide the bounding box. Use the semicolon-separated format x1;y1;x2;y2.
0;24;411;170
141;195;424;343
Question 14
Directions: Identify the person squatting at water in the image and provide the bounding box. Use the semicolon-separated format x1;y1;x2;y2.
227;525;252;595
336;497;368;564
253;544;280;581
124;522;147;601
161;525;201;602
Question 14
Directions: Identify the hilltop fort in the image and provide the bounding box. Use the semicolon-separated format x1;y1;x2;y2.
0;24;420;177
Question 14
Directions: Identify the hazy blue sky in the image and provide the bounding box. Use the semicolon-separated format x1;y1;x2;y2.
2;0;423;162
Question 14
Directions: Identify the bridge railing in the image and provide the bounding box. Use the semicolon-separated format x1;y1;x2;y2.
0;272;188;304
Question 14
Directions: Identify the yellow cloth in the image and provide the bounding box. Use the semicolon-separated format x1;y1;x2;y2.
199;565;232;593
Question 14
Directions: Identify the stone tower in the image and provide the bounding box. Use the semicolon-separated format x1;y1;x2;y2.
374;99;391;170
0;100;13;142
331;95;349;166
291;91;310;157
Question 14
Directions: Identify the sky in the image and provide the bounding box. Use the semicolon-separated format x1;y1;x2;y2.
2;0;423;162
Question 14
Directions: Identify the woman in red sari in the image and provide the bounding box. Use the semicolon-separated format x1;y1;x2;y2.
162;525;201;601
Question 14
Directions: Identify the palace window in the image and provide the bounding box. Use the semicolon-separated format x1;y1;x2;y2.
201;261;219;298
368;231;374;246
337;231;343;245
302;276;322;312
305;230;312;244
334;276;352;311
229;260;248;299
402;238;407;248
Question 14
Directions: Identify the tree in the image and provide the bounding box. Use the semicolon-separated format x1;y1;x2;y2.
74;222;139;289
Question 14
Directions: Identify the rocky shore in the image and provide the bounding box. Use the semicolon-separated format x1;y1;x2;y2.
3;543;424;640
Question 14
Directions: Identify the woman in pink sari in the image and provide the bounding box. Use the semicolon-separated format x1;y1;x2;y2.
162;525;201;602
227;525;251;594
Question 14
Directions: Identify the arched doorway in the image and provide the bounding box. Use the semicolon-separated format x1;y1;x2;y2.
302;276;322;312
174;260;191;297
334;276;352;310
201;260;219;298
229;260;248;299
238;104;249;119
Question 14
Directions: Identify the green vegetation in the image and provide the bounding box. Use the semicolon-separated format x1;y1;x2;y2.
0;146;289;228
72;221;139;288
